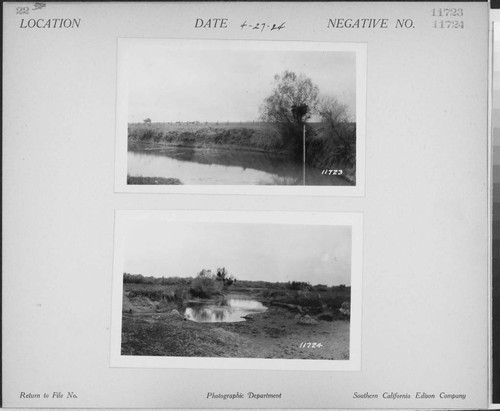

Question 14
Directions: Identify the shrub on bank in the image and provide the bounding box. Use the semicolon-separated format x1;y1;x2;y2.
189;276;223;299
325;296;349;310
160;286;188;303
306;124;356;182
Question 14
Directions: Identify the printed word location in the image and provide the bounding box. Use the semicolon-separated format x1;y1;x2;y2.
19;18;80;28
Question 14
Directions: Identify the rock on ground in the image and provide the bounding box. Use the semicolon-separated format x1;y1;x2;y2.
297;314;319;325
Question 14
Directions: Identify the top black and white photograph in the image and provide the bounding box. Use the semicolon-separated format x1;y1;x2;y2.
115;39;366;195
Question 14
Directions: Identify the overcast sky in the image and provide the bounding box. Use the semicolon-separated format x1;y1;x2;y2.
123;221;352;286
125;42;356;123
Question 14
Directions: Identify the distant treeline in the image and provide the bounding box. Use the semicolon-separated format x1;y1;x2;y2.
123;273;349;292
123;273;192;285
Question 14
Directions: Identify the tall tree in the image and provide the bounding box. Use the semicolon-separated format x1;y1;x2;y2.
259;71;319;158
259;71;319;125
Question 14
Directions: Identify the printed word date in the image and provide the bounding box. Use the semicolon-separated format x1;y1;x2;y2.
240;21;285;32
299;342;323;348
321;169;343;176
194;18;228;29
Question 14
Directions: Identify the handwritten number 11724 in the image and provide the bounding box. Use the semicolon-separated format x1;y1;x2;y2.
240;21;286;32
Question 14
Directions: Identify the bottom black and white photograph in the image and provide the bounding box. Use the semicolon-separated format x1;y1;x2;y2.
111;210;362;371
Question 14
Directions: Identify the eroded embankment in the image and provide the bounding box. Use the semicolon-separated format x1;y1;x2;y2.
121;291;350;360
121;306;349;360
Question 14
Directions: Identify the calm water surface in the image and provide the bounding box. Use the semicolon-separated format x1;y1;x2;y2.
128;145;350;186
184;298;268;323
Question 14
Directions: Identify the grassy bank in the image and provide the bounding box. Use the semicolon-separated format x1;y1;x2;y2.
128;122;285;152
128;122;356;184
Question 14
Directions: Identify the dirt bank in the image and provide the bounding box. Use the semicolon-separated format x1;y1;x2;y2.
121;304;349;360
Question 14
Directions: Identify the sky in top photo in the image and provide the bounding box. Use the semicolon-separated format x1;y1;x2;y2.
123;220;352;286
124;41;356;123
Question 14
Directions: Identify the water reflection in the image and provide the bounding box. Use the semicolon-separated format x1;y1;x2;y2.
184;298;268;323
127;145;350;186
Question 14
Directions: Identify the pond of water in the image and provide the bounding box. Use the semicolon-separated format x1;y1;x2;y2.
184;298;268;323
128;145;350;186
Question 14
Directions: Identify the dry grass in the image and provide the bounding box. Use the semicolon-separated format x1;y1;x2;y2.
128;122;285;152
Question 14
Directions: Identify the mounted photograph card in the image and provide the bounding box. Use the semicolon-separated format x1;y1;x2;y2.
2;1;490;409
115;39;367;196
110;210;362;371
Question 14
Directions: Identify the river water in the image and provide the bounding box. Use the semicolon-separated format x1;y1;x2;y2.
128;145;350;186
184;297;268;323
